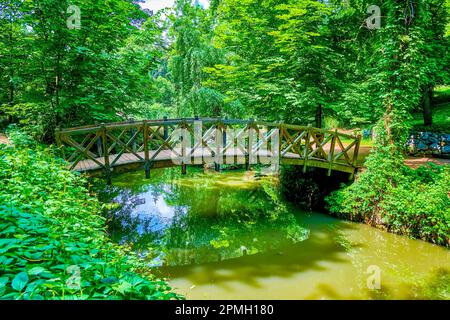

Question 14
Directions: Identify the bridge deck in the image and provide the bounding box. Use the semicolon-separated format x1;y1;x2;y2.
73;146;358;175
56;118;362;179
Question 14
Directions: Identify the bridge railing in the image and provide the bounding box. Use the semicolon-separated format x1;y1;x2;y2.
278;124;361;175
55;117;361;177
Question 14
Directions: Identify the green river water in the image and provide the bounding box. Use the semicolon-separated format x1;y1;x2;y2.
97;167;450;300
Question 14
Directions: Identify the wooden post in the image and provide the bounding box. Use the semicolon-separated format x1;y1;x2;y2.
181;118;187;175
143;120;150;179
55;127;66;160
215;120;221;171
350;134;361;180
55;127;62;147
101;124;111;185
352;134;362;167
222;120;227;166
246;119;254;171
130;118;136;152
163;116;168;141
328;129;337;176
223;123;227;148
303;125;311;173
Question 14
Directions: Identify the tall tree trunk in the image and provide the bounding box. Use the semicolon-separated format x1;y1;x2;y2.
7;18;14;124
315;104;322;128
422;85;433;126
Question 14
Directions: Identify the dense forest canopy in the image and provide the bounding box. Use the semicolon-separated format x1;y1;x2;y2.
1;0;448;141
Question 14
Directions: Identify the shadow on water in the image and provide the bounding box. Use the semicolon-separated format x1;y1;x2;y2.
158;217;360;290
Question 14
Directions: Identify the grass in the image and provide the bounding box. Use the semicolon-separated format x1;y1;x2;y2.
341;137;374;147
410;103;450;127
408;85;450;131
434;85;450;104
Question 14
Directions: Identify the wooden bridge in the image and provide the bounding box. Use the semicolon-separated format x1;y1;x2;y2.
56;117;361;181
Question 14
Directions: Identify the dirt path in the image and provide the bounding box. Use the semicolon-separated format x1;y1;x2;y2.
404;156;450;169
355;145;449;169
0;133;10;145
357;145;449;168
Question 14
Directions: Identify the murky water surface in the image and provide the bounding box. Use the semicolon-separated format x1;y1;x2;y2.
98;168;449;299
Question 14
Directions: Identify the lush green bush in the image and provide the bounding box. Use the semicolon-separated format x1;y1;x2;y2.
327;149;450;247
0;130;180;300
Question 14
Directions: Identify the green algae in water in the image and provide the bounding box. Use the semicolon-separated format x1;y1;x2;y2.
96;167;309;266
95;167;450;299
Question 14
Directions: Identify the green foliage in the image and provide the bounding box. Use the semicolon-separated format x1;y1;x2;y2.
168;0;225;116
0;0;166;141
410;102;450;130
325;1;450;249
202;0;344;124
2;0;447;131
0;129;180;300
2;103;54;141
327;157;450;246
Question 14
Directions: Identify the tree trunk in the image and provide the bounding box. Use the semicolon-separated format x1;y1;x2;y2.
422;85;433;126
7;19;14;124
315;104;322;128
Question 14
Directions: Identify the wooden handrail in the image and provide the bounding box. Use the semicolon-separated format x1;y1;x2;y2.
56;117;361;179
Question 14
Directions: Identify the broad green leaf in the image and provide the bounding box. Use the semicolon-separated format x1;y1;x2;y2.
12;272;29;292
28;267;47;276
0;277;8;288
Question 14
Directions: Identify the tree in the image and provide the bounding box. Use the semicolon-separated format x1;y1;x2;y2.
168;0;225;117
203;0;344;125
415;0;448;126
327;0;450;236
0;0;153;140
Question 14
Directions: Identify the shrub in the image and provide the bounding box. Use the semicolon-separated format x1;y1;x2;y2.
326;148;450;247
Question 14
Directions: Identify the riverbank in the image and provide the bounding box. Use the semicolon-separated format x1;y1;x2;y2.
0;130;179;300
326;148;450;247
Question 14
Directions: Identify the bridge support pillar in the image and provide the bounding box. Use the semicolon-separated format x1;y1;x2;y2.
104;169;112;185
145;163;151;179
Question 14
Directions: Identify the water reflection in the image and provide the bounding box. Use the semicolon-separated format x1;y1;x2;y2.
95;168;450;300
97;168;308;267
